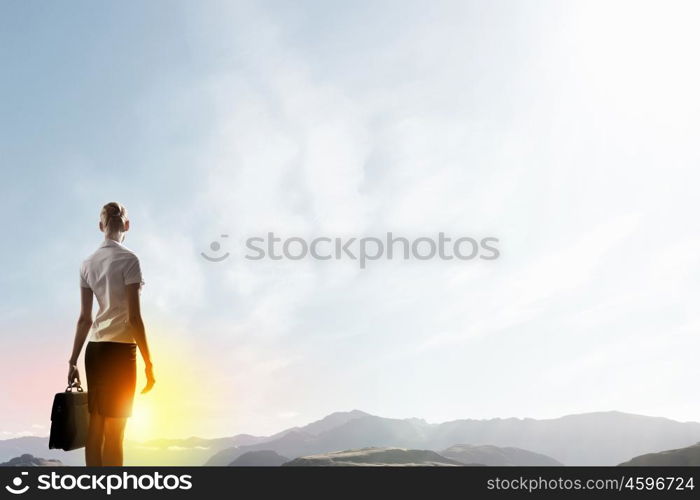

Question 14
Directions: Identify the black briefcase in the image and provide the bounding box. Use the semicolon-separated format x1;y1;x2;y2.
49;384;90;451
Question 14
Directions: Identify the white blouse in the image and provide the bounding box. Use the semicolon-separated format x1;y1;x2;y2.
80;239;144;343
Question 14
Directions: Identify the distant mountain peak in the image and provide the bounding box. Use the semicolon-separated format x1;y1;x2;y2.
1;454;62;467
298;410;373;436
325;409;371;418
282;447;465;467
620;442;700;466
441;444;562;466
228;450;289;467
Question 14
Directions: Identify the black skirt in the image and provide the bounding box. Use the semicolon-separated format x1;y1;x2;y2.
85;341;137;418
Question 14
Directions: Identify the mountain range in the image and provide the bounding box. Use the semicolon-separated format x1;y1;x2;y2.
204;410;700;466
3;410;700;466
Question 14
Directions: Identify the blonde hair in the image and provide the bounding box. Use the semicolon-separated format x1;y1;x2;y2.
100;202;128;234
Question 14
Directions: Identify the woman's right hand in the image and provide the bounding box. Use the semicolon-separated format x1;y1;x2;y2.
67;362;80;387
141;363;156;394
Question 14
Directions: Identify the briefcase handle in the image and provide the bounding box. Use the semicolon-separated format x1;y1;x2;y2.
65;381;84;392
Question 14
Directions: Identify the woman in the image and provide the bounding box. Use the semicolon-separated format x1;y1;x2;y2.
67;202;155;466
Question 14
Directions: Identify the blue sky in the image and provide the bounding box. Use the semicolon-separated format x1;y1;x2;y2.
2;0;700;439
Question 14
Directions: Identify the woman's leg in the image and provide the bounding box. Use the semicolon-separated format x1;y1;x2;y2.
102;417;128;466
85;412;104;466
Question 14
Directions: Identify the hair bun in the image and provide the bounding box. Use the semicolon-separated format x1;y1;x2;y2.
107;204;122;217
100;202;127;233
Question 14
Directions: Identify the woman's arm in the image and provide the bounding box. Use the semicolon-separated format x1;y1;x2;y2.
67;287;94;385
125;283;156;393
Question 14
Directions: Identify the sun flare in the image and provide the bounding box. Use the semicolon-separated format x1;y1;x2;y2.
123;328;206;442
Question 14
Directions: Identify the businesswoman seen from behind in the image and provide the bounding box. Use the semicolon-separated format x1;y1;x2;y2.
68;202;155;466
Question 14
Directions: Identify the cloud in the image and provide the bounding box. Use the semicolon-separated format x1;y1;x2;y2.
4;0;700;437
277;411;300;419
139;0;700;432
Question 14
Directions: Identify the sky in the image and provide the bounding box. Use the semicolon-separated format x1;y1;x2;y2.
1;0;700;440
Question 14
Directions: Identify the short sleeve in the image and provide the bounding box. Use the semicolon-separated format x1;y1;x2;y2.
79;263;91;289
124;255;145;287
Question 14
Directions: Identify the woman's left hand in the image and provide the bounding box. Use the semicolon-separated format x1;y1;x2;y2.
141;363;155;394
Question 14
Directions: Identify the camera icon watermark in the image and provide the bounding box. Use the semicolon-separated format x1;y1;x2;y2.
201;234;230;262
5;471;29;495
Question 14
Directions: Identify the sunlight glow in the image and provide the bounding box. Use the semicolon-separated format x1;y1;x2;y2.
124;325;208;441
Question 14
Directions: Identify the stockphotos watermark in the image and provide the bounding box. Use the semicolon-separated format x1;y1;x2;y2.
201;232;500;268
3;470;192;495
